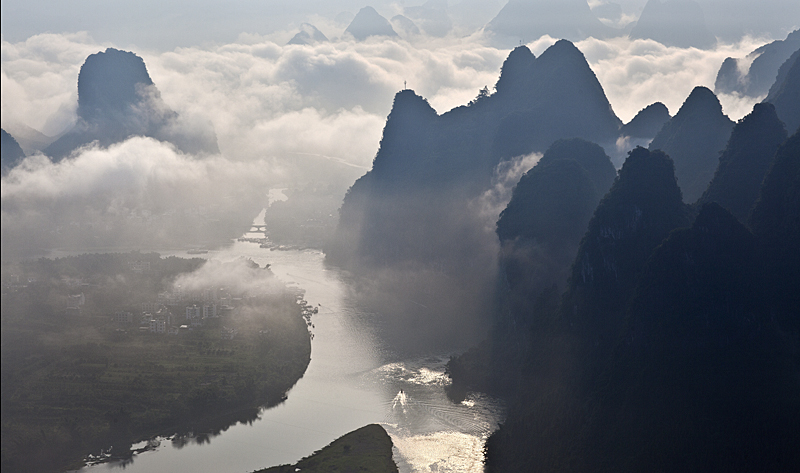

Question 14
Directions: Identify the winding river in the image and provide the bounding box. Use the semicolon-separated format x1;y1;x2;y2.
74;237;504;473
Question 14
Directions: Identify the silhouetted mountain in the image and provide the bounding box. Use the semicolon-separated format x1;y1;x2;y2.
535;138;617;194
483;147;689;472
765;49;800;134
749;130;800;333
715;29;799;98
390;15;421;37
287;23;328;45
329;41;622;269
620;102;670;139
485;0;614;47
700;102;787;222
1;129;26;176
44;48;219;160
585;202;800;472
649;86;734;203
497;139;616;317
563;147;690;358
630;0;715;49
481;146;800;470
491;40;623;160
344;7;398;40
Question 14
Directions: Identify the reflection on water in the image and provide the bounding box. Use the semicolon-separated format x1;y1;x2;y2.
73;238;503;473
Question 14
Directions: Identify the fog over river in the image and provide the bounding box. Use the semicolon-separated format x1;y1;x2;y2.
70;231;503;473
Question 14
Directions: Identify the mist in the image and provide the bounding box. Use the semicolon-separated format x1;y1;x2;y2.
2;2;797;472
1;17;779;285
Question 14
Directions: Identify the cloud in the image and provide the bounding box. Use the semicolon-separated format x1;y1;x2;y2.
4;30;775;164
575;35;772;122
171;257;284;297
1;137;277;255
1;29;785;259
0;32;110;135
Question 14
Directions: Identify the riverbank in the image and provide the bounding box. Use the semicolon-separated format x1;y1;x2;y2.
0;253;312;473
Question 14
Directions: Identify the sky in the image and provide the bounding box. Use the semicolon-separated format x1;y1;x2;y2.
1;0;797;255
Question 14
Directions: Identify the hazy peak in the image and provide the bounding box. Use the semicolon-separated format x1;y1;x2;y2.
345;6;398;40
630;0;715;49
485;0;613;47
77;48;154;123
288;23;328;45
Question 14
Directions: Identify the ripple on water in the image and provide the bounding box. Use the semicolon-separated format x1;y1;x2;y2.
389;430;488;473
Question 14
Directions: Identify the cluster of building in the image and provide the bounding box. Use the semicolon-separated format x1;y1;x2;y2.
112;285;236;336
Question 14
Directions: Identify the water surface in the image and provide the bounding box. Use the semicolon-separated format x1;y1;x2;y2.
73;240;503;473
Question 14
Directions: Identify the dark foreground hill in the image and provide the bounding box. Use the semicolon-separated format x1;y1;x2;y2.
471;131;800;472
648;86;734;203
699;102;787;222
765;48;800;134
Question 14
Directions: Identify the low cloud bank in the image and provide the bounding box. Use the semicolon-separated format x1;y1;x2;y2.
1;137;275;256
1;29;782;259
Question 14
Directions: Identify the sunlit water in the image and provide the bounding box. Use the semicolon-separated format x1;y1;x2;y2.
70;234;504;473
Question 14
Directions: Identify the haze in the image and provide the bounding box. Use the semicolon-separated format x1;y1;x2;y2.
2;1;798;472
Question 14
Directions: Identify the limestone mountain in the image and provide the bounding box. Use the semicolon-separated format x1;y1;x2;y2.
344;7;398;40
479;117;799;473
562;147;690;358
44;48;219;160
497;139;616;316
588;202;799;471
748;130;800;333
765;49;800;134
329;41;623;269
715;29;799;98
287;23;328;45
700;102;787;222
485;0;614;47
629;0;715;49
620;102;670;139
1;129;26;176
648;86;734;203
390;15;421;37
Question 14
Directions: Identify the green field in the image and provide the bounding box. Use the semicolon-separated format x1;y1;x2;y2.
1;253;312;473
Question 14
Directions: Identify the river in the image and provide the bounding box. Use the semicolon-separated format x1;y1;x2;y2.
73;237;504;473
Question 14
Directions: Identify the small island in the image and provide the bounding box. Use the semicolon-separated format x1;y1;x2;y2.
255;424;398;473
1;252;313;473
